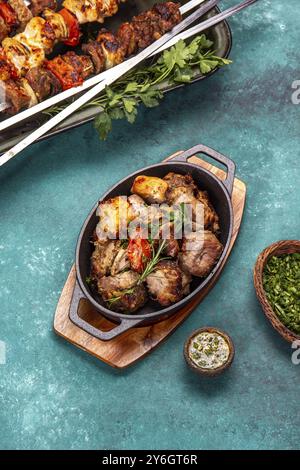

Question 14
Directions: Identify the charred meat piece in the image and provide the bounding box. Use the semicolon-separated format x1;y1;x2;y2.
164;233;180;257
96;196;134;241
158;221;180;258
0;16;10;42
96;29;125;69
179;230;223;278
196;190;220;233
0;77;34;113
128;194;161;224
126;2;181;52
146;260;183;307
98;270;148;313
128;194;147;219
8;0;32;32
181;268;192;295
30;0;57;17
62;51;94;79
25;66;61;101
110;245;130;276
91;239;121;280
131;175;168;204
127;194;161;239
62;0;120;24
152;2;182;31
163;172;220;233
45;54;85;90
116;22;136;56
82;40;105;73
0;47;17;80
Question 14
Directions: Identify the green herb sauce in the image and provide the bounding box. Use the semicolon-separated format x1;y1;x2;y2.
263;253;300;334
188;332;230;370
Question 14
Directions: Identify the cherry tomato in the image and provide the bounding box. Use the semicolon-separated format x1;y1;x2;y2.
128;238;151;273
59;8;81;47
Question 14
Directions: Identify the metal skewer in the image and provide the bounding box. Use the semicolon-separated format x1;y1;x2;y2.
0;0;209;130
1;0;259;166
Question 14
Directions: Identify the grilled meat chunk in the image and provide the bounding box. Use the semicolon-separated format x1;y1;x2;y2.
25;66;61;100
128;194;147;218
179;230;223;278
119;2;181;53
82;40;105;73
131;175;168;204
181;269;192;295
116;22;135;56
96;196;134;241
30;0;57;17
110;246;130;276
62;0;120;24
62;51;93;79
91;239;121;280
0;77;34;113
196;190;220;233
45;52;92;89
146;260;183;307
98;270;147;313
153;1;182;31
163;172;220;233
0;16;10;42
96;29;125;69
8;0;32;31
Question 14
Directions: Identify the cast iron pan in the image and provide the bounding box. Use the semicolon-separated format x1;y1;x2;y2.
69;144;235;340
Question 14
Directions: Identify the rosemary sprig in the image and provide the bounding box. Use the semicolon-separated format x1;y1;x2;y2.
107;239;169;307
44;35;231;140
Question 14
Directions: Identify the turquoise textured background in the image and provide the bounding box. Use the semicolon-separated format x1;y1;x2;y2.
0;0;300;450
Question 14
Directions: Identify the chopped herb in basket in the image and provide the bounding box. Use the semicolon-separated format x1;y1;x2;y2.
44;36;231;140
263;253;300;334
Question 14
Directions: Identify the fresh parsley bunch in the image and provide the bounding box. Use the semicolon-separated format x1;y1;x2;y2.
45;35;231;140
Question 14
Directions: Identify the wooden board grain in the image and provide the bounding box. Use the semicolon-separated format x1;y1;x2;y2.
53;154;246;368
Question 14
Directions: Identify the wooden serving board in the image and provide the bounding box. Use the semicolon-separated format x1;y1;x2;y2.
53;153;246;368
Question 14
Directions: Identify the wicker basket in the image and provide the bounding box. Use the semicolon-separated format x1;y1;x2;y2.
253;240;300;344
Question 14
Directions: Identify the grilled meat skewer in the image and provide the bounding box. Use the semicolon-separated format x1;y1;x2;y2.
0;2;181;114
0;0;57;41
1;0;126;77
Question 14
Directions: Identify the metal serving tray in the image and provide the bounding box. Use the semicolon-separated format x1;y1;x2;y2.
0;0;231;154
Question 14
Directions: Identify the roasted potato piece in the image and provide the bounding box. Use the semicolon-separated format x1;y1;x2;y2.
131;175;168;204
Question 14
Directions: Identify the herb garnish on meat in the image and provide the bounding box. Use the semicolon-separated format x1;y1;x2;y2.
107;239;169;307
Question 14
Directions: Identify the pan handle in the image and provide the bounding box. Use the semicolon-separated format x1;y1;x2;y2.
69;280;143;341
169;144;236;196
